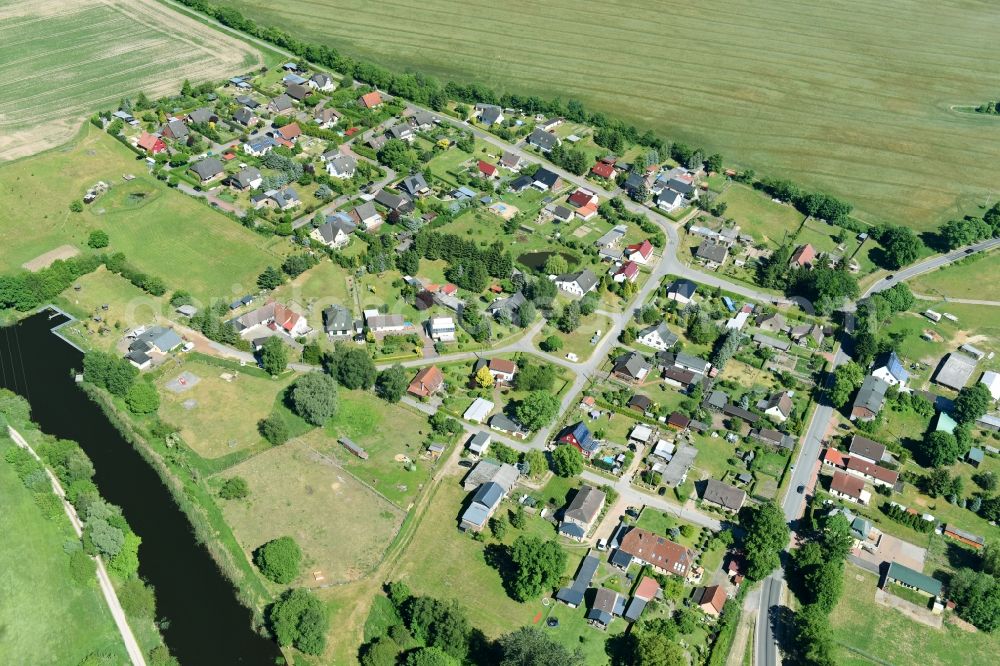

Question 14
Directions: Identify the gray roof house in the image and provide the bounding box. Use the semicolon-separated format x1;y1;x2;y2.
613;352;651;382
695;239;729;267
226;167;262;191
486;292;527;320
554;269;599;297
637;322;679;351
398;174;430;198
476;103;504;125
556;554;599;608
322;304;354;337
527;127;561;152
374;189;414;213
933;352;977;391
460;481;505;532
162;118;189;139
701;479;746;511
188;107;216;124
559;485;606;540
269;94;294;113
190;158;224;182
233;107;257;127
851;375;890;421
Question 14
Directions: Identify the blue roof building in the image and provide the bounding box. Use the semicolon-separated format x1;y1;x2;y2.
557;421;598;456
873;351;910;386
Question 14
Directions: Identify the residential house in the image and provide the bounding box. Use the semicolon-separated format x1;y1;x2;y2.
980;370;1000;401
667;412;691;431
848;435;886;464
409;110;438;130
508;174;533;193
872;351;909;388
489;413;529;440
695;240;729;268
628;394;652;413
313;102;341;128
751;427;796;451
252;187;301;211
387;123;415;142
822;447;848;469
850;376;890;421
559;485;606;540
276;122;302;143
722;404;757;424
322;305;354;338
467;432;491;456
753;332;792;352
587;588;625;628
189;158;224;183
398;174;431;198
755;312;786;333
557;422;599;459
637;322;678;351
554;269;598;297
591;161;617;180
556;554;599;608
233;107;258;128
373;189;414;215
613;352;651;383
161;119;188;140
225;167;263;191
527;127;561;152
325;154;357;179
187;107;217;124
309;72;335;91
626;240;654;265
268;94;294;114
243;136;278;157
594;225;628;249
500;151;522;171
350;202;383;230
477;160;498;179
550;204;575;222
282;72;307;85
460;481;505;532
311;215;357;248
697;585;727;617
613;527;695;577
235;95;259;109
933;353;977;391
789;244;817;269
486;292;527;321
125;326;183;369
408;366;444;398
762;392;793;423
428;316;456;342
701;479;746;512
667;279;697;304
365;311;406;333
674;352;710;376
474;103;504;125
358;91;383;109
655;188;685;212
830;470;870;505
845;457;899;488
531;167;562;191
231;302;309;338
612;261;639;283
136;132;166;154
474;358;518;384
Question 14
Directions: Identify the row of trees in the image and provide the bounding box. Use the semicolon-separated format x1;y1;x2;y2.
83;351;160;415
757;249;859;314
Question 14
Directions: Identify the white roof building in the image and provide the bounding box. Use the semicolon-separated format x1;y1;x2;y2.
981;371;1000;401
629;424;653;443
464;398;495;423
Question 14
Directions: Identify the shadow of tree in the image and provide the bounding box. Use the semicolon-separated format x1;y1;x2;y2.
483;542;517;600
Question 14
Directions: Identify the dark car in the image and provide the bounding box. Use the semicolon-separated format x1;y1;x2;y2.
797;485;805;494
965;248;975;254
458;460;474;468
838;424;851;431
885;274;894;280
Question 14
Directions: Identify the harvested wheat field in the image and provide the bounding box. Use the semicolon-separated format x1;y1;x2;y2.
0;0;260;160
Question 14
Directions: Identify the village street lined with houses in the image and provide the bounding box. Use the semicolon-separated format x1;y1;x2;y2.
2;3;1000;666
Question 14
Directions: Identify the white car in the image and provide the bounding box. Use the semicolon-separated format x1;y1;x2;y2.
566;352;579;362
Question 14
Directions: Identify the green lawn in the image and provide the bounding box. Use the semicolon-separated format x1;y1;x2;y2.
219;0;1000;230
909;251;1000;302
535;313;612;363
0;440;127;664
0;126;282;302
716;183;805;245
830;567;999;666
0;0;259;160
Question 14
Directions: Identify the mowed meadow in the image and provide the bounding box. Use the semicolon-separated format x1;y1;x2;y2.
0;0;260;160
220;0;1000;230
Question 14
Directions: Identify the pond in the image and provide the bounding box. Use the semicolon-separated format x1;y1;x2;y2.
0;312;280;665
516;250;579;271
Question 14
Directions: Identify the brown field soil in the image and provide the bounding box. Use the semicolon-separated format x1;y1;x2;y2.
21;244;80;271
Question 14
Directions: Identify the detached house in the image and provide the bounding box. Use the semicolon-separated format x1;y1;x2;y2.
695;240;729;268
474;103;504;126
313;102;341;128
225;167;263;192
559;485;606;540
161;119;189;140
268;94;294;114
243;136;278;157
233;107;258;128
428;316;456;342
667;279;697;304
612;527;695;577
408;365;444;398
848;435;886;465
231;302;309;338
531;167;562;192
554;269;598;297
309;72;335;91
850;376;889;422
189;158;224;183
527;127;561;152
789;244;817;269
311;214;357;248
626;240;654;265
136;132;166;155
474;358;518;384
275;122;302;143
350;202;383;230
557;422;599;459
701;479;746;512
398;174;431;198
325;154;357;179
872;351;909;388
762;392;793;423
612;261;639;283
613;352;651;383
830;470;870;505
638;322;678;351
322;305;354;338
358;91;383;109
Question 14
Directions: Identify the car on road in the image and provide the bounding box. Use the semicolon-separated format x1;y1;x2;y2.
885;274;894;280
458;460;473;468
965;248;975;254
797;485;805;494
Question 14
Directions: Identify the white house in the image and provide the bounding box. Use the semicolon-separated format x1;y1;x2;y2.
554;269;598;298
428;316;456;342
981;371;1000;401
310;215;357;249
325;154;357;179
666;279;697;304
637;322;678;351
871;351;909;388
351;202;383;230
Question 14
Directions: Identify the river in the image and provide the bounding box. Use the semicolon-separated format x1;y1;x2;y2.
0;312;280;665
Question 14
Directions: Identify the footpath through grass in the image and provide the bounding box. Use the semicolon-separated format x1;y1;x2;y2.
0;439;127;665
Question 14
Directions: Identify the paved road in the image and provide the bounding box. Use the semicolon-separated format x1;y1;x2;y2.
912;294;1000;306
8;426;146;666
862;237;1000;299
581;470;722;530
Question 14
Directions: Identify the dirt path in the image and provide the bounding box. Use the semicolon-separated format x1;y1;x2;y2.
22;244;79;271
7;425;146;666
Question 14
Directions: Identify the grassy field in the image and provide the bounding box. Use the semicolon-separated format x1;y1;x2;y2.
156;359;301;459
0;125;282;301
908;251;1000;302
219;0;1000;230
830;567;999;666
0;440;127;664
0;0;260;160
216;438;405;587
